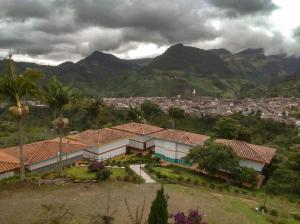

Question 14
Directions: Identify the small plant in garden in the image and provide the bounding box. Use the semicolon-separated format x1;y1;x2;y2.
89;161;105;172
171;209;208;224
88;161;111;181
96;169;111;181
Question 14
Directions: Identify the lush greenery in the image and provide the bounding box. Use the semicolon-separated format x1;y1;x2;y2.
1;44;300;98
185;143;257;187
148;186;169;224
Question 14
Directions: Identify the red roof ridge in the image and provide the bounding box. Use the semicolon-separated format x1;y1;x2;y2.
216;139;276;164
230;140;268;163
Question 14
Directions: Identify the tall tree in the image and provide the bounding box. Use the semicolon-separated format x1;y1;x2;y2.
148;186;168;224
42;77;74;176
185;143;239;175
0;54;43;181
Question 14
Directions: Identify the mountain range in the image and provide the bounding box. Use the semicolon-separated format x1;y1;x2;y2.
1;43;300;97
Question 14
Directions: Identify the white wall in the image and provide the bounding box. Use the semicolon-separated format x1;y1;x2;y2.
0;171;14;180
83;139;129;161
29;150;84;171
239;160;265;172
154;139;193;160
128;135;155;150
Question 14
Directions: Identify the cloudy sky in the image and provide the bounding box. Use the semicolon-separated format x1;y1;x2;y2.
0;0;300;65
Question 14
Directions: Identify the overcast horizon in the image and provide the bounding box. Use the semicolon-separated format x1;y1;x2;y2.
0;0;300;65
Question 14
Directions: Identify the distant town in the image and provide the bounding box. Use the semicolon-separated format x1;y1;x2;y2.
104;97;300;125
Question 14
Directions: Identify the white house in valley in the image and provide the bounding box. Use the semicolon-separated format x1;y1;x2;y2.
215;139;277;172
111;122;164;151
67;128;136;161
151;129;210;165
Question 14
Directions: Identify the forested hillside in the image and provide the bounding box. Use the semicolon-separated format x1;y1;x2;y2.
1;44;300;97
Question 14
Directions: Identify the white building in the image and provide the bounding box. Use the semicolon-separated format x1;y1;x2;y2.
111;122;164;151
151;129;210;165
68;128;136;161
0;138;87;179
215;139;277;172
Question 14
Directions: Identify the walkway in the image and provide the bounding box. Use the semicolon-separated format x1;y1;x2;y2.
129;164;156;183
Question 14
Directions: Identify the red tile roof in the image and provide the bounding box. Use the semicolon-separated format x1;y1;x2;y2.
0;138;87;173
151;129;210;145
215;139;276;164
0;162;19;174
111;122;164;135
67;128;136;146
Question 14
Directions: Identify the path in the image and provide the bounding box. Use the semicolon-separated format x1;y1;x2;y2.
129;164;156;183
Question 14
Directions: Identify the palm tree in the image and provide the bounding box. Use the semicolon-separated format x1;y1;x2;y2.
0;54;43;181
42;77;75;176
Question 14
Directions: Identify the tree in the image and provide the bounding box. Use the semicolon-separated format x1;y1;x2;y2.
185;143;239;175
148;186;168;224
168;106;185;118
127;106;145;122
42;77;75;176
141;101;161;119
0;54;43;181
213;117;240;139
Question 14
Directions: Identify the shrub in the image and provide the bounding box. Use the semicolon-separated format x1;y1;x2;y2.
258;205;268;213
194;180;199;185
292;213;300;221
209;183;215;189
201;182;207;187
186;178;191;183
217;186;223;191
96;169;111;181
223;184;231;191
88;161;105;172
172;209;208;224
124;175;130;182
148;186;168;224
242;191;248;195
178;177;183;181
116;176;121;181
270;209;279;217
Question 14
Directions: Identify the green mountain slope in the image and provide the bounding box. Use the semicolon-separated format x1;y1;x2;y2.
1;44;300;97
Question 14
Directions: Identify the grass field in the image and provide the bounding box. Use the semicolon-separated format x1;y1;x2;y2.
65;166;127;181
0;182;299;224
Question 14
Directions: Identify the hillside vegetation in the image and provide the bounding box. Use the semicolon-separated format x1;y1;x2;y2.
1;44;300;97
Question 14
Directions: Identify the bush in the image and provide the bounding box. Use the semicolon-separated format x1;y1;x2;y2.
193;180;199;185
217;186;223;191
292;213;300;221
270;209;279;217
223;184;231;192
178;176;183;181
258;205;268;213
209;183;215;189
96;169;111;181
186;178;191;183
88;161;105;172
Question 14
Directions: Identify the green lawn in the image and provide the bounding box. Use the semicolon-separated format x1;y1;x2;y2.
150;166;256;194
65;166;96;180
65;166;128;181
110;168;127;178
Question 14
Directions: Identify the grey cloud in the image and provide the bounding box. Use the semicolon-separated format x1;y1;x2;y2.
0;0;52;20
0;0;299;64
294;27;300;39
69;0;218;43
207;0;278;16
